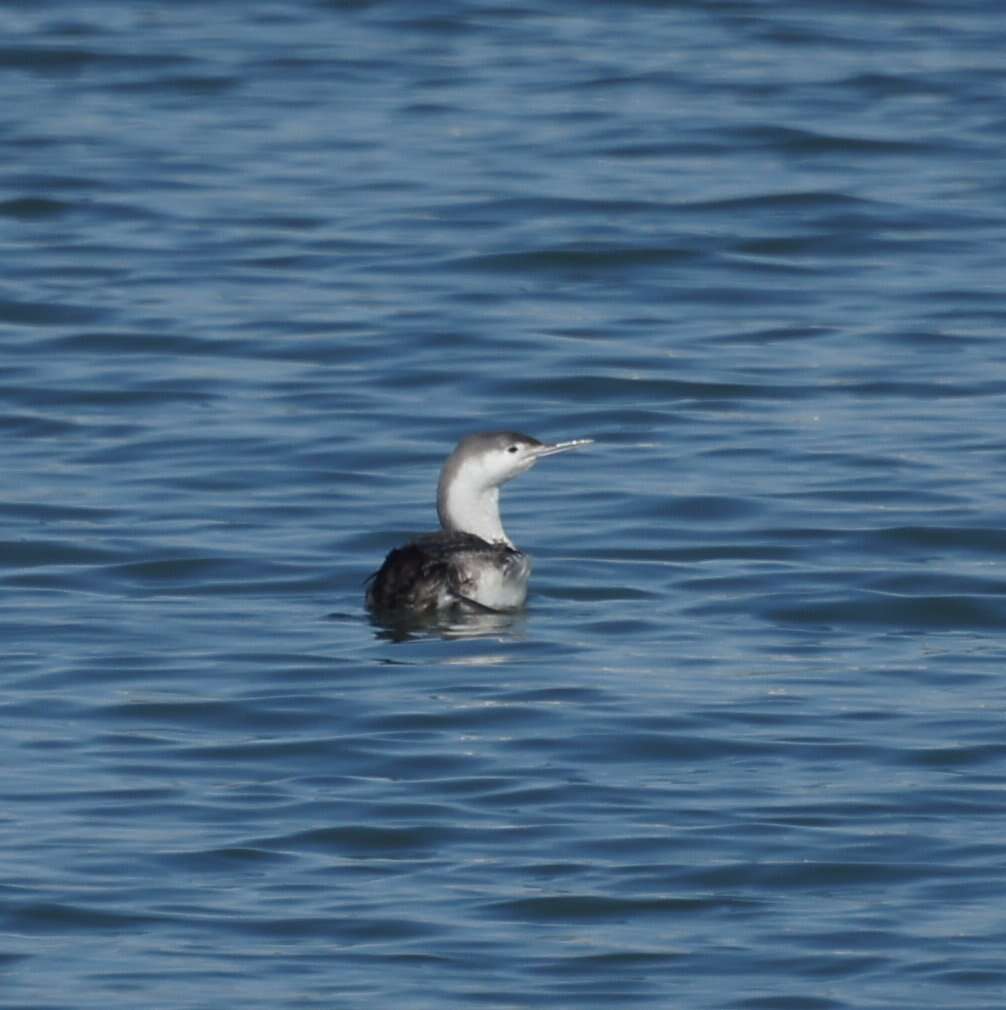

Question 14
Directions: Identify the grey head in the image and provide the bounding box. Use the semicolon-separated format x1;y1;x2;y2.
436;431;593;546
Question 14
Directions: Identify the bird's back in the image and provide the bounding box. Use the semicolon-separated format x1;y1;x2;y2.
366;531;530;613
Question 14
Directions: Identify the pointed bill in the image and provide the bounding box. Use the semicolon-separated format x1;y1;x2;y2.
531;438;594;458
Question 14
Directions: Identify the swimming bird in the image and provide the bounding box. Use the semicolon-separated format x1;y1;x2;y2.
365;432;593;613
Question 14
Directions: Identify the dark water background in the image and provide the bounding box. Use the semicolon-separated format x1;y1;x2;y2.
3;2;1006;1007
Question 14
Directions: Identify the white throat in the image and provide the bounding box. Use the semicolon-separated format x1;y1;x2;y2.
437;460;513;546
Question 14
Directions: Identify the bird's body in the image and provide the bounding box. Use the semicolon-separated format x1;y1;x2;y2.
365;431;591;614
365;531;531;612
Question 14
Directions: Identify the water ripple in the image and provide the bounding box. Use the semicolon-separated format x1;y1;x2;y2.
3;2;1006;1008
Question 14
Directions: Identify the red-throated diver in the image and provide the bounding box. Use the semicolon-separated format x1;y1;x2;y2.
365;432;593;613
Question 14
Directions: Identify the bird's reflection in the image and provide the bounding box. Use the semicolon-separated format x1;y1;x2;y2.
367;601;527;643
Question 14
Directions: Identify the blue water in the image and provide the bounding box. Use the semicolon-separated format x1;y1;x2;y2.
3;2;1006;1007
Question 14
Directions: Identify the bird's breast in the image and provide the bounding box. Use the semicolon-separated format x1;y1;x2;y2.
456;549;531;610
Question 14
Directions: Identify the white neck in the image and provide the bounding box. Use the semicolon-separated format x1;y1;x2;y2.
437;463;512;546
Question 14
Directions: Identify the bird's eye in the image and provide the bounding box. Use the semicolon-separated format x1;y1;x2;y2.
507;445;519;454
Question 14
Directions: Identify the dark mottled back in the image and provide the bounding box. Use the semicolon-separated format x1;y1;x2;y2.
366;531;518;612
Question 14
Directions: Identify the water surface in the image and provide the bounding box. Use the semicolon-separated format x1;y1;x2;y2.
3;2;1006;1008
